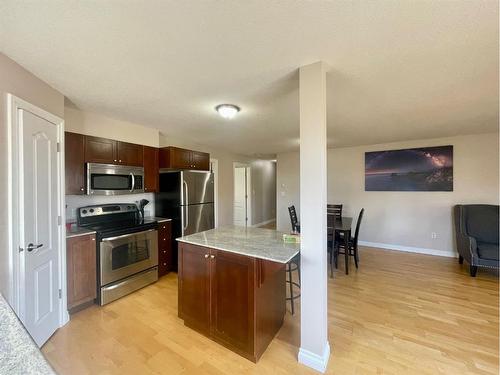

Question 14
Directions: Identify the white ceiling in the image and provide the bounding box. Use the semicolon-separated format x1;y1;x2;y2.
1;1;498;156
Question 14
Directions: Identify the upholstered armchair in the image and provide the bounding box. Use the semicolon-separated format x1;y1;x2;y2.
454;205;499;276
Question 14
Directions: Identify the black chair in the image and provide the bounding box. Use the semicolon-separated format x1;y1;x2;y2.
335;208;364;274
327;216;337;278
288;205;300;233
286;254;301;315
454;204;499;276
327;204;342;219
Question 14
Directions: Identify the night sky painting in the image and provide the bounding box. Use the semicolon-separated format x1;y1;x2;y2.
365;146;453;191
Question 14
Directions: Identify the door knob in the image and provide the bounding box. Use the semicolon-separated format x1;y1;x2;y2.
27;243;43;252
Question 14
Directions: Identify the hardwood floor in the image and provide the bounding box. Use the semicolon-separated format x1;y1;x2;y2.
258;220;276;230
42;247;499;374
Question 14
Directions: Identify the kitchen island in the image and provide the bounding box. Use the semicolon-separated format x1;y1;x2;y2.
177;226;300;362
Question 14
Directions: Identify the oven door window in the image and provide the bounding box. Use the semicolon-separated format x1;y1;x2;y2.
91;173;132;190
112;239;150;270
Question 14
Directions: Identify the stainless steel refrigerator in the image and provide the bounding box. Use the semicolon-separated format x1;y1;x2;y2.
155;170;214;271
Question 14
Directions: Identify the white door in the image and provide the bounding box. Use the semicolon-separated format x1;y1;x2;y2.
234;167;247;226
19;109;61;346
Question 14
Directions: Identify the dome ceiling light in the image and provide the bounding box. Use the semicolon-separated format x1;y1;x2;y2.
215;104;240;119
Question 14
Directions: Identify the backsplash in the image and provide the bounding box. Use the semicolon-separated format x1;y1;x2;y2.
65;193;155;222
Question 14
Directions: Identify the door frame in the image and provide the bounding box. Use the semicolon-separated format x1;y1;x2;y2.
7;94;69;327
233;162;252;226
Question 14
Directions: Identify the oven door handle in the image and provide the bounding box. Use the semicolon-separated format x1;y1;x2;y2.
102;228;156;242
130;173;135;193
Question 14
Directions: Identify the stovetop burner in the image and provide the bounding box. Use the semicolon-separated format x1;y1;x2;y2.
77;203;157;237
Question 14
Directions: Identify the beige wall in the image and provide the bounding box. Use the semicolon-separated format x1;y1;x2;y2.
277;133;499;256
250;160;277;225
65;107;159;147
0;53;65;302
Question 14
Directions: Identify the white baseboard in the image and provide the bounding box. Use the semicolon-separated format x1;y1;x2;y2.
359;241;457;258
252;218;276;228
298;342;330;373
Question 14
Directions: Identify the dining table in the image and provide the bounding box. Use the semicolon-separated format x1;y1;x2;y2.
327;215;353;275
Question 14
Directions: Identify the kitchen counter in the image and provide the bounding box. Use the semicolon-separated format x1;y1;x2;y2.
66;225;96;239
177;225;299;264
0;295;55;374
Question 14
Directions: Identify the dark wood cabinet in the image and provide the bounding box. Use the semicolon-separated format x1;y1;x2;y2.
84;136;117;164
117;141;143;166
178;243;211;334
178;242;285;362
65;132;85;195
210;250;255;354
158;220;172;277
143;146;159;192
84;135;144;166
159;147;210;171
192;150;210;170
67;234;97;312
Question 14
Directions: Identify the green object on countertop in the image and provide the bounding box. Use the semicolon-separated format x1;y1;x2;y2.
282;234;300;243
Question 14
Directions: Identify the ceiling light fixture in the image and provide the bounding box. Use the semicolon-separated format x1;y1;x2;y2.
215;104;240;119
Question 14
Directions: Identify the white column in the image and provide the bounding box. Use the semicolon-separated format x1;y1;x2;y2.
298;61;330;373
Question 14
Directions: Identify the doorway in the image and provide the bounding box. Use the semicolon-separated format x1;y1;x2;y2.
233;163;251;226
8;94;67;346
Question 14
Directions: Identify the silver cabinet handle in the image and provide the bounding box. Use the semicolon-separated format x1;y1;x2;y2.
27;243;43;252
204;254;209;258
210;254;215;259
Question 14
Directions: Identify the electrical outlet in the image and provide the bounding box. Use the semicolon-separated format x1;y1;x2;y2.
431;232;438;239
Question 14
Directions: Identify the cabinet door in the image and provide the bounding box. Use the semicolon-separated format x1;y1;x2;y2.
65;132;85;194
192;151;210;171
117;141;143;166
171;147;193;169
143;146;159;192
158;221;172;276
67;234;97;310
85;136;117;164
178;243;211;334
210;250;255;354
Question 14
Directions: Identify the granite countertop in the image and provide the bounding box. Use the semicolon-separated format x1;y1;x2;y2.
66;225;96;239
177;226;300;264
0;295;55;374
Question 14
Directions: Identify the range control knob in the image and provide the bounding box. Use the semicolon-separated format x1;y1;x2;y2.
82;209;87;214
89;209;94;213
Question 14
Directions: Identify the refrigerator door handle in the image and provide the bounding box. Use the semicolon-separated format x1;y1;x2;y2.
182;179;189;233
183;205;188;232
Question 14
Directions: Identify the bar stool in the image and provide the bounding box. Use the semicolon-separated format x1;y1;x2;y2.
286;253;301;315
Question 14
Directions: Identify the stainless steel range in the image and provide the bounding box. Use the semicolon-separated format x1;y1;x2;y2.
77;204;158;305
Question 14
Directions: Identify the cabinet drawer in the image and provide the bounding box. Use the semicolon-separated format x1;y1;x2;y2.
158;221;172;277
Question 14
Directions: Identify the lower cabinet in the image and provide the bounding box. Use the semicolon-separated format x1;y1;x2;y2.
158;221;172;276
178;242;285;362
66;234;97;312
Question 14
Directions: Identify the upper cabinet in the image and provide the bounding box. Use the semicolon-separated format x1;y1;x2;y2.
84;136;117;164
117;141;143;166
143;146;159;192
65;132;86;195
159;147;210;171
84;136;143;166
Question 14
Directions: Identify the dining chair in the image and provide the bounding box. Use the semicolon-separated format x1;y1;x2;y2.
288;205;300;233
327;204;343;218
327;215;337;278
336;208;364;273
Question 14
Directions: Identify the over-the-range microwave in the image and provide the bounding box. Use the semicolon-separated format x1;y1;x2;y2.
86;163;144;195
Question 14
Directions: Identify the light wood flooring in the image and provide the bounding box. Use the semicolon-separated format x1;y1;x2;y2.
42;247;499;374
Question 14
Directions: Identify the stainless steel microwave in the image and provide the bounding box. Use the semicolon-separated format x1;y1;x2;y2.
87;163;144;195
